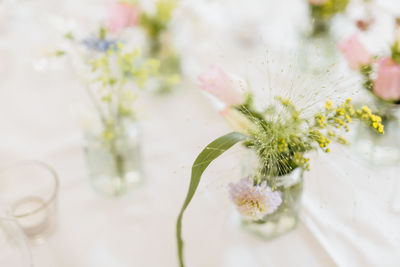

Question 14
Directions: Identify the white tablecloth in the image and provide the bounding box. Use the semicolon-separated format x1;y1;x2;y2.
1;0;400;266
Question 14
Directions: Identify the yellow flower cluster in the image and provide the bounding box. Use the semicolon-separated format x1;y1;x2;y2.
277;97;300;121
325;100;333;110
308;98;383;154
89;43;160;142
311;0;350;20
356;106;384;134
315;114;327;127
308;129;331;152
277;138;288;152
293;153;310;170
246;96;385;177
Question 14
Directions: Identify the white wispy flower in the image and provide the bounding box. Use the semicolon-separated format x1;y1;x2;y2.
229;178;282;221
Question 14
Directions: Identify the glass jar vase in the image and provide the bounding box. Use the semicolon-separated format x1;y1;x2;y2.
298;21;338;75
83;121;143;197
147;33;181;94
353;103;400;166
241;168;304;239
240;152;304;239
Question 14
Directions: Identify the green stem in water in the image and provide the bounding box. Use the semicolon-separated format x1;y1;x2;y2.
109;137;126;196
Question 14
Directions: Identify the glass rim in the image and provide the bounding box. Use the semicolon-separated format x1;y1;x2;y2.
0;160;59;218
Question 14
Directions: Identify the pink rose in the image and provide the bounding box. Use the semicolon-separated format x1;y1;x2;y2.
338;34;372;69
106;2;140;34
373;58;400;101
198;66;244;107
309;0;328;5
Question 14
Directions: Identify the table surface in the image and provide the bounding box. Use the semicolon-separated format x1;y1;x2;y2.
1;0;400;266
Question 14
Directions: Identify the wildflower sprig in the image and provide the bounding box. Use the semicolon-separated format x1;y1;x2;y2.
89;43;159;140
233;95;383;186
176;72;383;267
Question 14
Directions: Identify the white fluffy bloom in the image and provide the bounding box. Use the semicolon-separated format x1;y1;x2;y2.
229;178;282;220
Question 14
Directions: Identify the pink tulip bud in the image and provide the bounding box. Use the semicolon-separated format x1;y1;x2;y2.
106;2;140;34
338;34;372;69
198;66;244;107
219;108;257;135
373;58;400;101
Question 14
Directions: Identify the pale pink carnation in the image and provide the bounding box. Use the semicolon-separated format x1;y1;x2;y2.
229;178;282;221
309;0;328;5
373;58;400;101
338;34;372;69
198;66;244;107
106;2;140;34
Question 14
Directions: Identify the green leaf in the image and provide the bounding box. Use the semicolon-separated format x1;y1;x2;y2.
176;132;248;267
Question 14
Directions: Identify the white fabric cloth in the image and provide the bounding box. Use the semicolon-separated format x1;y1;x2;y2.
1;0;400;266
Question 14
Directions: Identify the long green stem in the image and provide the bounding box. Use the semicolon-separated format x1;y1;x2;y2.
84;83;108;128
109;79;127;196
108;135;126;196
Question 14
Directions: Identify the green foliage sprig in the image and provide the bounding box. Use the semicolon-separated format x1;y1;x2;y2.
88;43;159;139
236;95;383;187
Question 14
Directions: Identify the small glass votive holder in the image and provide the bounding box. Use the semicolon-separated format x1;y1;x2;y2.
0;161;59;244
0;210;34;267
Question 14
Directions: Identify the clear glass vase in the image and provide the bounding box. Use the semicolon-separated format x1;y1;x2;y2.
298;21;338;75
147;34;181;94
353;103;400;166
240;153;304;239
83;121;143;197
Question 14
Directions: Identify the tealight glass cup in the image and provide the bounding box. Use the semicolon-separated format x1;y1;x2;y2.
0;161;59;244
0;210;34;267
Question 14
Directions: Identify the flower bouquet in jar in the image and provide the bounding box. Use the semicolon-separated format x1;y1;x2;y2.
107;0;181;94
175;65;383;267
54;21;159;196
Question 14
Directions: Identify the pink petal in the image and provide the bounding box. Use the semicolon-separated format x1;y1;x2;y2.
106;2;140;34
309;0;329;5
198;66;244;107
338;34;372;69
373;58;400;101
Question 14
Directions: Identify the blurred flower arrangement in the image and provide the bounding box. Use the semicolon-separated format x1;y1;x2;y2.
82;43;158;196
339;33;400;104
52;0;181;195
339;23;400;164
107;0;181;93
299;0;350;74
55;23;159;196
175;66;383;267
308;0;350;36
